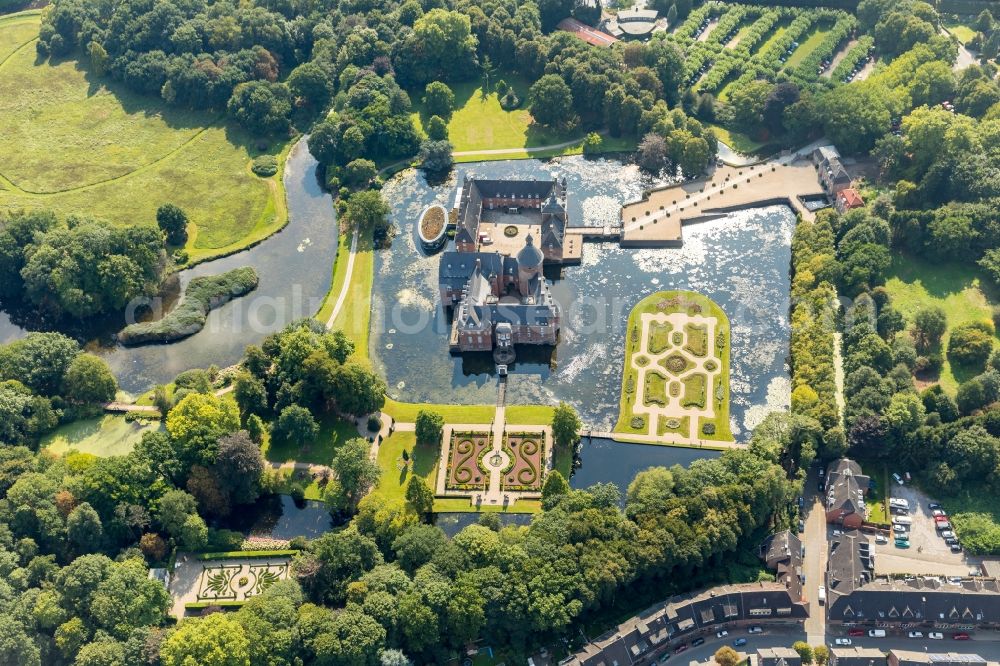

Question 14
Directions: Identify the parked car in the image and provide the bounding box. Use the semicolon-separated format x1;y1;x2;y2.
733;638;747;647
929;632;944;640
716;631;728;638
818;586;826;604
798;497;805;509
848;629;866;637
748;626;763;634
941;530;956;539
951;543;963;553
834;638;852;646
948;576;964;584
929;503;942;510
937;524;953;533
935;515;949;523
869;629;886;638
892;473;904;485
908;631;924;638
692;637;705;647
799;520;805;533
895;539;911;548
659;654;672;663
819;468;825;478
945;537;959;545
952;633;971;640
931;509;946;517
833;529;843;536
893;524;908;534
674;645;689;654
875;534;888;544
818;481;825;492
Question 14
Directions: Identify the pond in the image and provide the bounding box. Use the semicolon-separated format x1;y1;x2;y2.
373;157;794;439
0;138;339;394
228;495;336;541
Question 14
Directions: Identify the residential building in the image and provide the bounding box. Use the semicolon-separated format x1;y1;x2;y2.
887;650;987;666
836;188;865;214
830;647;887;666
825;458;870;529
760;530;805;604
812;145;854;196
757;647;803;666
560;532;808;666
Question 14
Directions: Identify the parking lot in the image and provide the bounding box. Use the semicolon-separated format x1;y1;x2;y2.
872;482;981;577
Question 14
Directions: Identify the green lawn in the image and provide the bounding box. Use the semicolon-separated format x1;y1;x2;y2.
944;20;977;44
883;254;997;395
262;412;360;465
0;11;41;63
371;431;439;505
411;77;569;153
708;123;767;154
0;14;288;263
785;23;832;69
860;460;888;524
41;415;162;458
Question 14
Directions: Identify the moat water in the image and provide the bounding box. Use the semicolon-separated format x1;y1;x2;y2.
374;157;794;439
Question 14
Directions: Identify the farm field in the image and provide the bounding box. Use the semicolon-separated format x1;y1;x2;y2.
883;254;998;395
0;13;287;262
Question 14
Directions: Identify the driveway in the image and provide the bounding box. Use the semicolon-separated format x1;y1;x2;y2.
802;465;828;644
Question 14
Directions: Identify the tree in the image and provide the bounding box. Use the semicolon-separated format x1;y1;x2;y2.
344;159;378;187
75;639;126;666
287;61;332;110
156;204;188;246
63;353;117;404
0;331;80;396
67;502;103;553
331;361;386;416
380;649;413;666
913;306;947;352
344;190;390;231
418;139;454;173
160;614;251;666
541;469;570;506
948;321;994;369
392;523;447;572
529;74;576;129
551;402;581;451
582;132;603;155
91;558;171;639
233;371;267;418
637;133;668;171
792;641;814;665
397;9;478;85
166;393;240;466
814;645;830;666
404;475;434;517
272;405;318;445
87;40;109;76
425;115;448;141
157;489;199;537
227;81;292;135
414;410;444;445
422;82;455;119
762;82;800;135
714;646;740;666
328;438;380;514
215;431;265;505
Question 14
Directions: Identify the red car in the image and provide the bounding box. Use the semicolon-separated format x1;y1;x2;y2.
848;629;865;637
935;515;949;522
674;645;689;654
952;633;971;640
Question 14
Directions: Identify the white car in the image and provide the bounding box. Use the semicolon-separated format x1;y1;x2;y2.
716;631;728;638
893;524;908;534
941;530;956;539
908;631;923;638
931;509;946;517
875;534;888;544
748;626;763;634
929;632;944;640
834;638;852;646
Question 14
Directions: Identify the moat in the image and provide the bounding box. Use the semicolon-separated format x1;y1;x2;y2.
373;157;794;438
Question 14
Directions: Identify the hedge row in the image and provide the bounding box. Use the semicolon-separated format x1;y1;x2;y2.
672;1;723;42
698;9;784;92
194;549;297;560
830;35;875;81
789;14;857;82
119;266;259;345
184;601;247;609
704;5;755;47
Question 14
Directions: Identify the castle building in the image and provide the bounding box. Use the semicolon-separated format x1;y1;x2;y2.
440;177;568;355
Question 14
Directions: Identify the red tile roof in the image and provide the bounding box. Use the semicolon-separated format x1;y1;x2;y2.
838;188;864;209
557;17;619;47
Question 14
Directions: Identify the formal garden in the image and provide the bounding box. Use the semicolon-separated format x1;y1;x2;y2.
616;290;732;443
172;553;293;613
501;432;546;493
445;430;492;492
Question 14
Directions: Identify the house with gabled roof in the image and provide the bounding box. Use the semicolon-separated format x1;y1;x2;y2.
825;459;870;529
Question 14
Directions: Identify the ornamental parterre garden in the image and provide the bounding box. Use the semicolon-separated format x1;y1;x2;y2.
616;290;732;444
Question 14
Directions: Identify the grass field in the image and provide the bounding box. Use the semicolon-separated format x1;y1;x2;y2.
860;460;888;524
944;19;977;44
0;11;41;63
0;13;288;263
371;431;438;505
262;413;359;465
411;77;567;153
883;254;997;394
708;123;767;155
41;415;162;458
785;23;832;69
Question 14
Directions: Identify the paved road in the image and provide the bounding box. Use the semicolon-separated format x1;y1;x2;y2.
802;465;829;645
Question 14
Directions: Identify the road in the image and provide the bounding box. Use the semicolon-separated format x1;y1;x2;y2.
802;464;829;644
